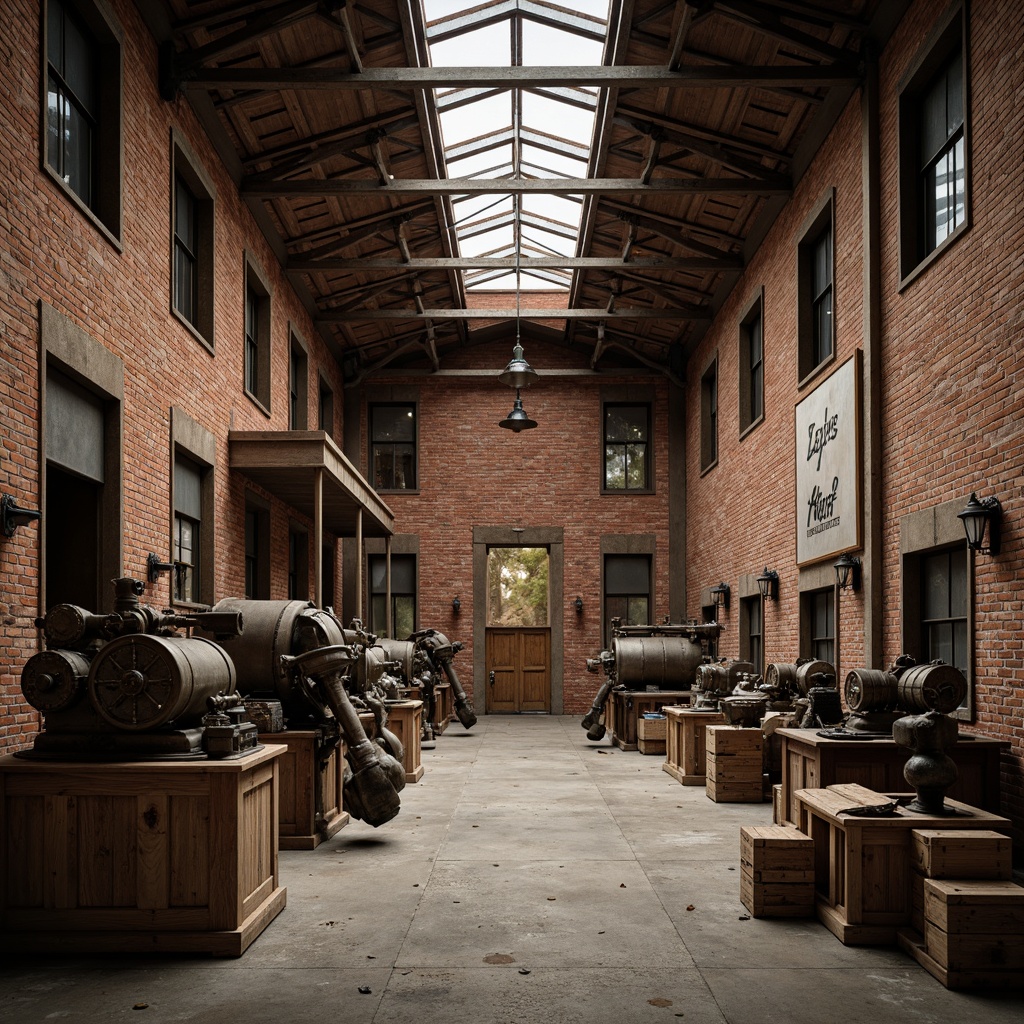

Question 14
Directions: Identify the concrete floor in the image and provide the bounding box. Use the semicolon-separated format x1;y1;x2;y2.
2;715;1023;1023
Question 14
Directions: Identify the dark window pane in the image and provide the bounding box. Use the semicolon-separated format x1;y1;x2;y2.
606;555;649;595
372;405;415;443
949;546;967;617
63;13;95;113
626;596;649;625
605;405;647;442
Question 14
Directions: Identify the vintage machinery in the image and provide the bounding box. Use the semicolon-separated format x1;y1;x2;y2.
582;620;724;741
691;659;756;708
20;577;244;759
409;628;477;730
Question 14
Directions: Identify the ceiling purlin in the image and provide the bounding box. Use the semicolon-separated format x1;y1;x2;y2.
288;200;434;256
709;1;859;65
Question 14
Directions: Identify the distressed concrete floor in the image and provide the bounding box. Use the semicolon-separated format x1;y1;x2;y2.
2;715;1023;1023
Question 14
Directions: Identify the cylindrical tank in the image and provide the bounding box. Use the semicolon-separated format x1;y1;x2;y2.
377;638;416;683
763;662;796;693
207;599;343;703
87;634;236;731
695;660;755;695
794;659;835;695
611;634;703;690
897;662;967;714
843;668;898;711
22;649;91;712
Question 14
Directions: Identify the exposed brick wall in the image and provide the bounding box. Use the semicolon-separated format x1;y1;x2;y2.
0;0;347;754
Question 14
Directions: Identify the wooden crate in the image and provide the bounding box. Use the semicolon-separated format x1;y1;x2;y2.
740;825;814;882
610;690;693;751
740;871;815;918
707;729;764;802
707;777;764;803
0;747;287;957
261;729;348;850
386;700;424;783
910;829;1012;879
707;725;762;756
924;879;1024;934
662;707;724;785
772;783;783;824
898;928;1024;991
637;716;666;756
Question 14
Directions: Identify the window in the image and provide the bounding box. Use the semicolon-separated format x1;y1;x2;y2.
288;528;309;600
318;376;334;436
700;357;718;473
898;7;968;282
603;403;650;491
171;134;215;348
797;195;835;383
243;258;271;412
804;587;835;665
289;334;308;429
921;547;968;676
604;555;650;646
322;542;336;609
44;0;122;239
370;555;416;638
173;453;202;604
739;293;764;436
741;595;762;674
370;404;416;490
244;498;270;599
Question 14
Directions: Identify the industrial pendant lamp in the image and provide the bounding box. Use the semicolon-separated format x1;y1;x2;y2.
499;388;538;432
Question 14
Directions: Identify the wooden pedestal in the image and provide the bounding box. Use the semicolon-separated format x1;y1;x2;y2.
706;725;764;802
259;730;349;849
386;700;424;782
777;728;1008;828
610;690;692;751
796;783;1011;946
663;707;725;785
434;681;453;734
0;746;287;957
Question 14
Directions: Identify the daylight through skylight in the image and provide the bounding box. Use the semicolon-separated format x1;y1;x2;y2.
423;0;611;291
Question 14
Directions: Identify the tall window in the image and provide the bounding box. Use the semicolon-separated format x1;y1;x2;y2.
288;528;308;600
798;195;835;383
173;177;198;326
370;404;416;490
244;500;270;599
173;454;202;604
370;555;416;638
43;0;122;237
700;358;718;472
741;595;762;674
245;286;260;398
604;555;650;646
243;261;271;412
806;588;835;665
899;8;967;281
171;136;215;348
603;404;650;491
318;377;334;435
921;547;968;676
739;294;764;436
289;335;308;429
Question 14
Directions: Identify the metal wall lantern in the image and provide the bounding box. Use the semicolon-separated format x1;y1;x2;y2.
710;581;730;610
756;567;779;601
833;552;861;591
499;388;537;432
1;494;41;538
957;492;1002;555
146;552;175;584
574;595;584;615
452;595;461;614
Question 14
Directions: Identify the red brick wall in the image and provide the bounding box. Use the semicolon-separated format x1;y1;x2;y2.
0;0;346;753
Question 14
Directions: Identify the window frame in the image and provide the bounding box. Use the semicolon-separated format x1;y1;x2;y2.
289;328;309;430
739;593;763;675
288;525;309;601
369;553;417;639
243;255;272;415
700;354;718;474
170;409;215;609
738;289;765;439
602;401;652;493
897;2;970;289
170;131;216;351
41;0;123;246
318;373;335;436
244;494;271;600
369;402;418;492
602;552;652;649
800;585;836;666
796;191;836;388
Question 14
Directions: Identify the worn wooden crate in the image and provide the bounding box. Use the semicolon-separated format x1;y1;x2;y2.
772;783;783;824
386;700;424;782
910;829;1012;879
707;725;762;756
637;716;666;755
740;825;814;882
924;879;1024;934
663;707;724;785
897;927;1024;991
740;871;815;918
0;747;287;956
707;777;764;803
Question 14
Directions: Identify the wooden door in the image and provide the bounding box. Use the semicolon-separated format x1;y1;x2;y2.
485;628;551;713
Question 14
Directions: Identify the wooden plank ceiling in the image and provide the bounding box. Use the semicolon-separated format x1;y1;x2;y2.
153;0;882;385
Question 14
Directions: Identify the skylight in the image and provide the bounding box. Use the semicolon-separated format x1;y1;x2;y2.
423;0;611;291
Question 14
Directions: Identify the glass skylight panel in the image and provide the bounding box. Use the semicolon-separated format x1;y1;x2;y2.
429;22;510;67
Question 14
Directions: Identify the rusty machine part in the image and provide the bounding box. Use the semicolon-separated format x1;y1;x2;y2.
201;693;260;759
582;621;724;741
87;633;237;732
896;661;967;714
893;709;961;815
692;659;756;707
21;649;91;713
412;628;477;729
376;637;416;684
282;646;404;827
764;659;836;697
719;693;769;726
843;667;899;711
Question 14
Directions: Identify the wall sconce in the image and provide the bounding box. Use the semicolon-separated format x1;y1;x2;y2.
147;552;175;584
756;567;779;602
574;595;584;615
452;595;461;614
957;492;1002;555
710;581;730;610
1;494;41;538
833;552;861;591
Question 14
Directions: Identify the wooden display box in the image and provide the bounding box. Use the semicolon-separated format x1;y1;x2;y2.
910;829;1011;880
386;700;424;782
706;725;764;803
898;880;1024;990
0;746;287;957
663;707;725;785
610;690;692;751
739;825;816;918
777;727;1008;828
795;783;1011;946
637;716;666;756
434;681;453;734
740;874;815;918
260;729;348;850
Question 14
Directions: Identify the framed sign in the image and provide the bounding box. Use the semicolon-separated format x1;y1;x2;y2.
795;352;862;565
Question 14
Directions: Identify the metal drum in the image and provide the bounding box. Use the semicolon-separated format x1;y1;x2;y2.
696;659;755;695
21;649;91;712
87;634;236;731
611;635;704;690
377;638;416;683
897;662;967;714
843;668;898;712
793;659;835;695
764;662;797;693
